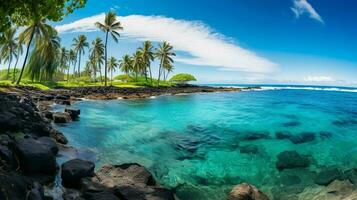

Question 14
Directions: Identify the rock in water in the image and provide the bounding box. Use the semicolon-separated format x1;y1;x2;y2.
15;137;57;174
276;151;310;171
53;112;72;123
37;137;59;155
239;144;259;154
228;183;269;200
314;168;343;186
61;159;95;188
65;108;81;120
289;132;315;144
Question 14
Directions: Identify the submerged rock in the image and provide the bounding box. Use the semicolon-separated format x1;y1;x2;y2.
241;131;271;141
282;121;301;127
289;132;315;144
228;183;269;200
15;137;57;174
319;131;333;139
61;159;95;188
299;180;357;200
276;151;310;171
239;144;259;154
275;131;292;140
314;168;343;186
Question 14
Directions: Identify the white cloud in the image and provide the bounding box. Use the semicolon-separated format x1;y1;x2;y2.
304;76;334;82
55;13;277;73
291;0;324;23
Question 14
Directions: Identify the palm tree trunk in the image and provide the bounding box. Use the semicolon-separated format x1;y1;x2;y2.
17;27;36;85
77;51;81;78
12;56;19;83
104;31;109;86
111;69;113;86
99;64;103;84
7;55;12;80
157;60;163;87
67;60;70;82
72;59;76;80
149;64;153;85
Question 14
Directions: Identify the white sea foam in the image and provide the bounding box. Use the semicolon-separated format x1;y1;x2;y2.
258;86;357;93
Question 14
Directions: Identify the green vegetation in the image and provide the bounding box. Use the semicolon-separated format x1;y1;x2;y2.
0;6;195;89
170;73;197;84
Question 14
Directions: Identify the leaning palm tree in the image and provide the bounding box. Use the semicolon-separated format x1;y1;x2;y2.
132;51;144;81
26;28;61;82
107;56;118;85
69;49;77;81
12;41;23;82
1;27;18;80
155;42;176;86
17;17;53;85
95;11;123;86
90;37;104;83
138;41;155;84
119;54;133;76
72;35;89;78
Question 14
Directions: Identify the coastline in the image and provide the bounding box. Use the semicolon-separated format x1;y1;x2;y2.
0;85;263;200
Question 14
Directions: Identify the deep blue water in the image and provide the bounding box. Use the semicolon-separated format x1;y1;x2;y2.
54;86;357;199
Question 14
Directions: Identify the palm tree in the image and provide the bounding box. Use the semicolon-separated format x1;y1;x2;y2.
86;54;97;80
139;41;155;84
72;35;89;78
95;11;123;86
12;41;23;82
164;62;174;81
155;42;176;86
132;50;144;81
120;54;133;76
59;47;69;77
26;28;60;82
69;49;77;81
90;37;104;83
107;56;118;85
17;17;53;85
1;27;18;80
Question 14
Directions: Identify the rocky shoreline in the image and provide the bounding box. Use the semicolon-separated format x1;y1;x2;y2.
0;85;269;200
2;85;355;200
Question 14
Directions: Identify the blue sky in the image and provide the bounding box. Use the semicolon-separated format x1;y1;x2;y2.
53;0;357;86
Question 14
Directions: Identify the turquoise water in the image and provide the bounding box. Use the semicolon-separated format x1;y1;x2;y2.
55;87;357;199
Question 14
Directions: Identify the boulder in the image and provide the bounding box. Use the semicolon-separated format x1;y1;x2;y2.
37;137;59;155
289;132;315;144
56;94;70;100
0;144;17;169
0;174;45;200
65;108;81;119
83;191;119;200
314;168;343;186
14;137;57;174
53;112;72;123
94;163;156;188
49;129;68;144
42;111;53;120
276;151;310;171
228;183;269;200
61;159;95;188
114;185;175;200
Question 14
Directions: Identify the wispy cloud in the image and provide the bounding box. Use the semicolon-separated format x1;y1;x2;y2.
55;13;277;73
291;0;324;23
304;76;334;82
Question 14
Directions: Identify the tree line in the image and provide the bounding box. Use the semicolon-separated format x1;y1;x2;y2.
0;11;176;87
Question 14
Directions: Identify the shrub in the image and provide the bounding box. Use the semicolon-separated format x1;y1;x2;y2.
169;73;197;84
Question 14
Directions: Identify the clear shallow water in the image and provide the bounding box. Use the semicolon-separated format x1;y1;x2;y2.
54;88;357;199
